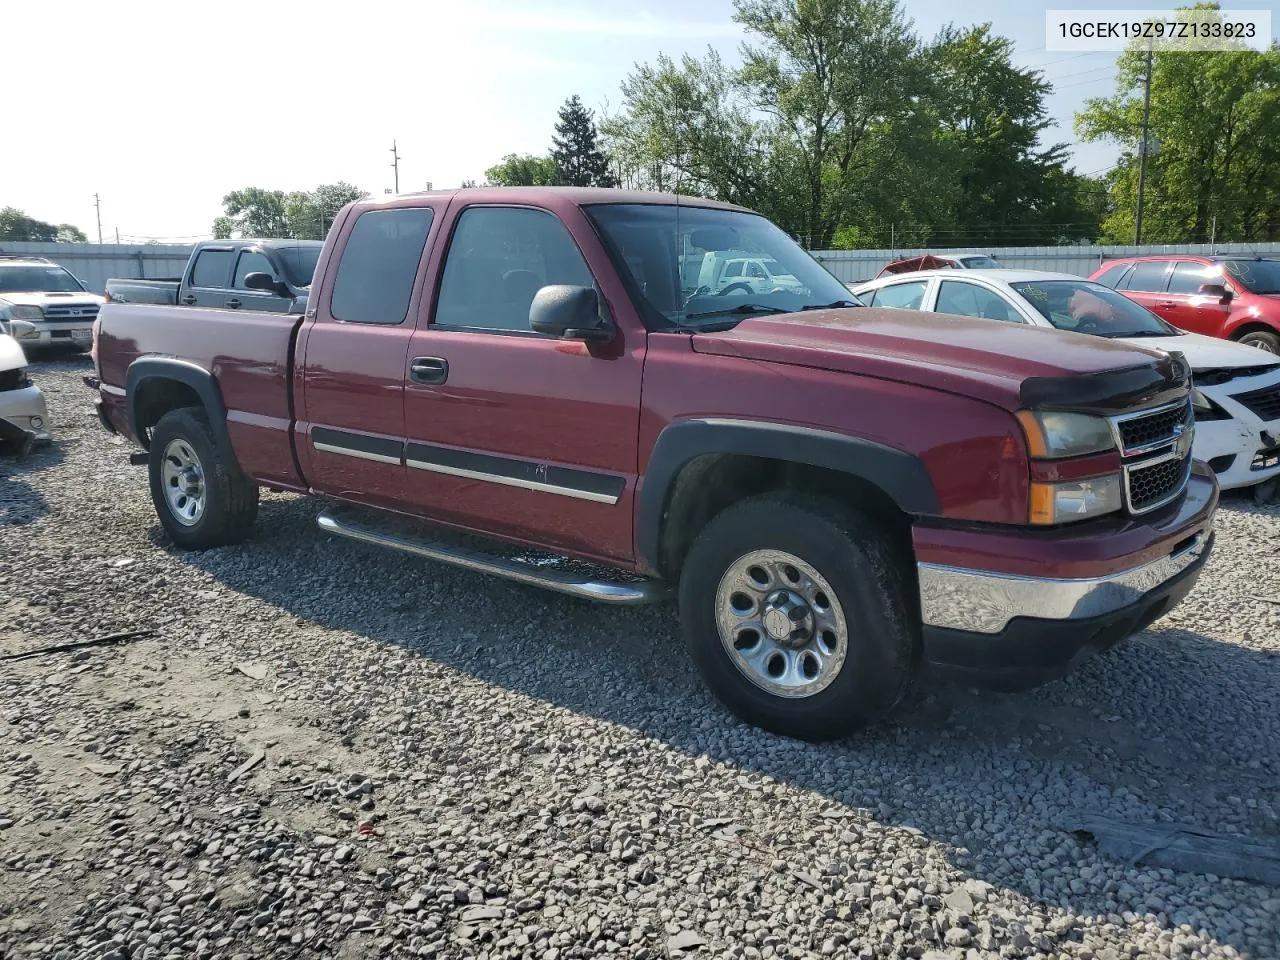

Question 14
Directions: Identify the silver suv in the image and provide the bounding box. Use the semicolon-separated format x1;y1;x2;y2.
0;256;104;352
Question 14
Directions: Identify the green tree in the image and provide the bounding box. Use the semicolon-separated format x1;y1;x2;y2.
484;153;559;186
1075;3;1280;243
214;187;290;238
0;207;59;242
285;182;369;239
551;96;618;187
56;224;87;242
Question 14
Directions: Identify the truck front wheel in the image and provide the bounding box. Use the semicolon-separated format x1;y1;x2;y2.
147;407;259;550
678;493;914;741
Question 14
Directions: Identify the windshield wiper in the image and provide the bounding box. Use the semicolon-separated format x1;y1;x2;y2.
800;299;862;310
1116;330;1177;338
684;304;789;321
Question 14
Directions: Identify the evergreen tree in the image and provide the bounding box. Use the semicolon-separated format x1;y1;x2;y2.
551;96;617;188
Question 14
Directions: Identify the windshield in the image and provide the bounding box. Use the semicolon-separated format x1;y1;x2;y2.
274;244;323;288
1011;279;1178;338
958;256;1001;269
585;204;860;329
1223;259;1280;295
0;264;86;294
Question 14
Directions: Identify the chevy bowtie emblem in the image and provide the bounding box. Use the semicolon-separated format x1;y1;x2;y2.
1172;422;1193;458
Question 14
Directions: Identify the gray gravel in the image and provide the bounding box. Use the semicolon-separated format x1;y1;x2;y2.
1;357;1278;959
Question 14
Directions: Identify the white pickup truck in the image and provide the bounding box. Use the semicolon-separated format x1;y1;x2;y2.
0;255;104;353
694;251;807;297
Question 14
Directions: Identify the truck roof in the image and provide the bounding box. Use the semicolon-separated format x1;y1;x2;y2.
367;186;753;213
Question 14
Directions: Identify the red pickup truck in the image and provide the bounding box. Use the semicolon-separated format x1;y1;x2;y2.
91;188;1217;740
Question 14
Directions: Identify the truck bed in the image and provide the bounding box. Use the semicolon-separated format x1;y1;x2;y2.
95;302;304;488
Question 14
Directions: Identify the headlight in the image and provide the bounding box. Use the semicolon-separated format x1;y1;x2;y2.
1029;474;1124;524
9;304;43;320
9;319;38;339
1191;387;1231;422
1015;410;1115;459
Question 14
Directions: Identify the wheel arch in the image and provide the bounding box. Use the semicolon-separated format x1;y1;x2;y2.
638;419;940;581
126;358;236;465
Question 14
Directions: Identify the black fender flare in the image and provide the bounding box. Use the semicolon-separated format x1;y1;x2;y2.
637;418;940;571
126;357;234;460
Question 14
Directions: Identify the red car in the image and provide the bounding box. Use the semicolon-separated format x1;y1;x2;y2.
1089;255;1280;355
89;188;1215;740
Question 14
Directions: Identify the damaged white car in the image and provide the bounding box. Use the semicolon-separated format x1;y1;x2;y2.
0;320;50;456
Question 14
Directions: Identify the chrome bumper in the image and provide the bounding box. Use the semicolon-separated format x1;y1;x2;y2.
918;529;1211;635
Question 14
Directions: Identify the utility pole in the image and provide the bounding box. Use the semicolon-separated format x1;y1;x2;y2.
115;227;120;244
1134;45;1154;245
94;193;103;244
390;140;400;194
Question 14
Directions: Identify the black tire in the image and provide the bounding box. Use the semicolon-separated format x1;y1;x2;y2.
1237;330;1280;355
148;406;259;550
678;492;915;741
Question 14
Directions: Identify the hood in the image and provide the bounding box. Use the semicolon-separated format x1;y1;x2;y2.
0;291;106;308
0;333;27;372
692;308;1182;411
1116;331;1280;372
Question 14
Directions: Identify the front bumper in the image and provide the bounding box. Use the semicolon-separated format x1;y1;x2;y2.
0;383;52;443
1194;416;1280;490
14;322;94;349
921;534;1213;689
914;468;1217;688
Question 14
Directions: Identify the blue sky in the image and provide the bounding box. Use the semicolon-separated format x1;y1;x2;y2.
4;0;1258;241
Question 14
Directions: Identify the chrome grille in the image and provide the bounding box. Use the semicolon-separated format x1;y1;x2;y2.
1110;397;1194;514
1113;399;1191;456
41;304;99;321
1232;384;1280;422
1125;452;1192;513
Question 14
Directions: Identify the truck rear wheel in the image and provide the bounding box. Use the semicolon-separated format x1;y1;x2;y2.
678;493;914;741
147;407;259;550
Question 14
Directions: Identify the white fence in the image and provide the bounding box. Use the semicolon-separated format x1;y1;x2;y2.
0;241;194;294
6;238;1280;295
812;241;1280;284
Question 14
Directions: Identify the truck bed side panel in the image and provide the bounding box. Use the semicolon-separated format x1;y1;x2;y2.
97;303;304;488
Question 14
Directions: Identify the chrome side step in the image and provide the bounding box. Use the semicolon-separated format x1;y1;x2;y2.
316;508;671;605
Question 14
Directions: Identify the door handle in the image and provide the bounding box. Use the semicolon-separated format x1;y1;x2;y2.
1158;301;1176;307
181;295;197;305
410;356;449;385
226;298;242;309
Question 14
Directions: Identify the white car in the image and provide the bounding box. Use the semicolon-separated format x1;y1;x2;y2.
852;269;1280;492
0;256;104;352
0;323;51;453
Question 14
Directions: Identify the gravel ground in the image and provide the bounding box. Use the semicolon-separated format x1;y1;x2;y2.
1;357;1278;960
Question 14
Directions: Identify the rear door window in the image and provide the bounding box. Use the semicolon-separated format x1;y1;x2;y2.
870;280;927;310
190;249;234;289
329;208;434;324
1121;261;1171;292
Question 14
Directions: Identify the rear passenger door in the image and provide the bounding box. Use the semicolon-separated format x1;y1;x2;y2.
228;249;290;313
932;280;1028;324
183;247;235;307
295;204;439;512
1117;260;1173;320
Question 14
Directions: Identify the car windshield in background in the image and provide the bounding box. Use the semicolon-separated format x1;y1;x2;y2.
585;204;858;329
1223;259;1280;295
275;245;323;288
0;265;86;294
1011;280;1178;338
958;256;1001;268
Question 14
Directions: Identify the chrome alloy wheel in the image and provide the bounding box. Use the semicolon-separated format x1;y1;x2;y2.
160;438;206;526
714;549;849;698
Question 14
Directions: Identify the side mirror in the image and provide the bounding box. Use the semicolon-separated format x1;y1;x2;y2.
529;285;613;342
1198;282;1232;302
244;272;292;297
